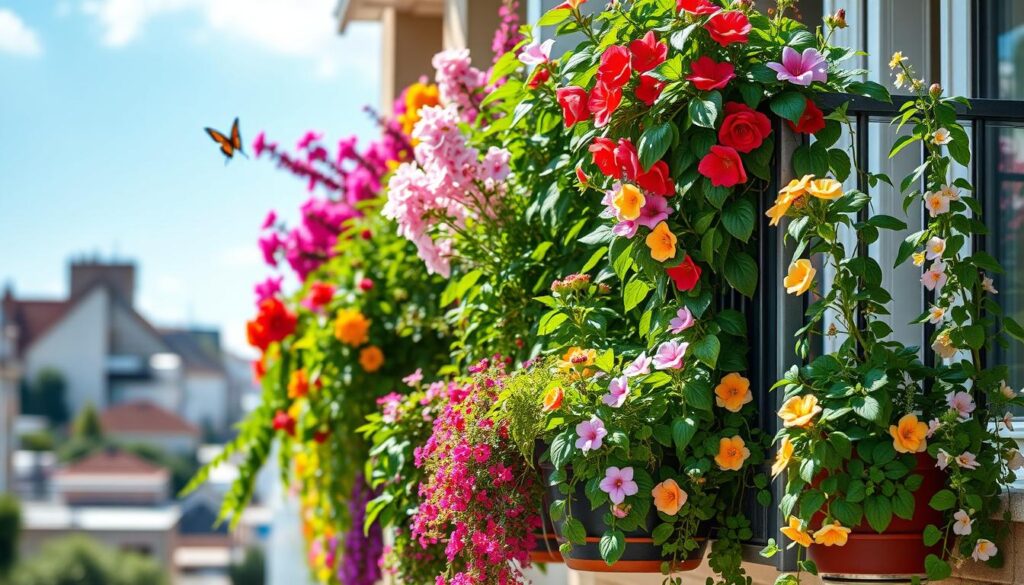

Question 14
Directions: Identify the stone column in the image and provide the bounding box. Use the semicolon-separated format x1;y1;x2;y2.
443;0;527;62
380;8;444;110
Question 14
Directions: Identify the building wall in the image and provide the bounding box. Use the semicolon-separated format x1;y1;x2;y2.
182;373;228;435
106;431;198;455
25;287;109;414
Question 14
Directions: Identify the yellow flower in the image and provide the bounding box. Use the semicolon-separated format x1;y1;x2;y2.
359;345;384;373
558;347;597;378
652;479;688;516
288;369;310;399
398;82;440;136
714;373;753;412
814;521;851;546
781;516;812;548
784;259;816;295
334;309;371;346
645;221;677;262
714;436;750;471
889;51;906;69
771;436;794;477
613;184;646;221
889;413;928;454
766;175;812;226
807;178;843;200
778;395;822;428
912;252;926;266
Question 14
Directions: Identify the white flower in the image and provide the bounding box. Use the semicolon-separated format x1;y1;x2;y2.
972;539;997;562
1008;449;1024;471
955;451;980;470
999;380;1017;400
928;306;946;325
925;191;951;217
932;332;957;360
922;260;948;291
933;128;953;145
936;449;952;470
938;184;960;200
925;236;946;260
953;510;974;536
983;275;999;295
1002;412;1015;432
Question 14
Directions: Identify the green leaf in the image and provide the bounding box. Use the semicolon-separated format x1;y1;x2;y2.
828;148;851;182
599;530;625;564
652;523;674;545
929;489;957;511
563;517;587;545
892;488;915;520
1005;317;1024;343
672;417;698;452
537;7;570;26
830;500;862;527
538;310;569;335
549;429;576;469
923;524;942;547
925;555;952;581
691;334;721;368
847;80;892;103
864;495;893;533
638;122;674;171
669;24;698;51
688;91;721;129
723;251;758;297
851;395;882;423
961;324;986;350
770;91;807;123
683;377;713;411
722;198;756;242
623;279;652;312
715;309;747;337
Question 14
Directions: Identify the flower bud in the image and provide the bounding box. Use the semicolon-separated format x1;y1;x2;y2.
826;8;847;29
929;83;943;98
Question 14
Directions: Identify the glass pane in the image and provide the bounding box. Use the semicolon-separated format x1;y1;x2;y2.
980;0;1024;99
988;125;1024;390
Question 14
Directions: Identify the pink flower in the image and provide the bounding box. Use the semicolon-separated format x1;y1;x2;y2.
623;352;652;378
575;416;608;453
359;278;375;292
254;276;282;303
261;210;277;229
926;418;941;438
947;391;976;419
519;38;554;66
603;375;630;408
403;368;424;387
636;195;670;229
921;260;947;291
599;466;638;505
653;340;689;370
611;503;630;518
937;449;951;470
766;47;828;86
297;130;323;150
953;510;973;536
669;307;695;334
258;232;282;266
955;451;980;470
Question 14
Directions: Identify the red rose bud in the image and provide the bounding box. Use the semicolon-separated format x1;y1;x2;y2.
786;98;826;135
705;11;752;47
272;411;296;436
614;138;641;181
556;86;590;127
527;67;550;90
359;278;375;292
575;166;589;185
718;102;772;153
677;0;720;15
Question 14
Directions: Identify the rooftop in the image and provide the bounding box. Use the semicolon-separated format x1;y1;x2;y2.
100;401;200;436
55;449;167;477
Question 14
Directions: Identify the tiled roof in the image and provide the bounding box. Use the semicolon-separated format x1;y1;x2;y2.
100;401;200;436
1;298;70;353
159;329;224;374
57;449;167;476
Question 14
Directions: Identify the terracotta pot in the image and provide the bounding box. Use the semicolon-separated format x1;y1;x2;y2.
808;452;946;579
540;463;707;573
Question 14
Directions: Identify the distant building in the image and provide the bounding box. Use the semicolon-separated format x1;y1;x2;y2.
2;259;234;435
52;448;171;506
99;401;201;455
0;301;20;492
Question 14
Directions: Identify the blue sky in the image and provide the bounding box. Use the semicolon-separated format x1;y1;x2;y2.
0;0;381;356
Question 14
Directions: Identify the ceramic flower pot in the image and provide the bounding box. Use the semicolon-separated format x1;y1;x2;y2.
541;463;707;573
808;452;946;580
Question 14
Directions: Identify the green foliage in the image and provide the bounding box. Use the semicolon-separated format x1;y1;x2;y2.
71;402;103;443
19;368;69;426
0;495;20;576
8;535;168;585
229;547;265;585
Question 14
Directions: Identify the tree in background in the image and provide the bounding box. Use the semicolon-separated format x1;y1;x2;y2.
19;369;69;427
70;402;103;442
0;495;20;577
229;547;265;585
8;535;168;585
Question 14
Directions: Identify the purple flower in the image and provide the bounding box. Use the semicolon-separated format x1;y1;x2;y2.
599;466;638;505
669;307;696;334
623;352;652;378
766;47;828;86
575;416;608;453
519;38;554;66
636;195;670;229
653;340;689;370
602;376;630;408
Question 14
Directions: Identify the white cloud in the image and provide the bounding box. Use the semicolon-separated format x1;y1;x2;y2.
79;0;378;78
0;9;43;57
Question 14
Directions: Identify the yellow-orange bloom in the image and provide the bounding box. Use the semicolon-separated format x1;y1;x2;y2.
652;479;687;516
814;521;851;547
715;435;751;471
334;309;371;346
613;184;646;221
784;259;816;295
781;516;812;547
912;251;926;266
398;82;440;136
359;345;384;373
778;395;822;428
645;221;678;262
766;175;812;226
558;347;597;378
714;373;753;412
288;369;310;399
889;413;928;454
807;178;843;200
771;436;794;477
542;386;564;412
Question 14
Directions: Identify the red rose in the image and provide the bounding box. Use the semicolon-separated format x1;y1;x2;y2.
614;138;641;181
589;137;619;177
306;282;335;308
705;11;751;46
718;102;772;153
272;411;296;436
556;86;590;127
589;82;622;128
629;31;668;73
247;297;297;350
598;45;632;89
787;98;826;134
677;0;720;15
698;145;748;187
635;74;666;106
637;161;675;196
687;56;735;91
667;256;703;291
527;67;550;90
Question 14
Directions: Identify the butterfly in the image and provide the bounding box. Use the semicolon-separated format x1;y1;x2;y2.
205;117;246;162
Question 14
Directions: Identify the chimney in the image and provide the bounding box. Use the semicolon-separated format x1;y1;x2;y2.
69;259;136;306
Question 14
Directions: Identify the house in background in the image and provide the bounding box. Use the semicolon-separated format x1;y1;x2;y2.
99;401;200;455
51;448;170;506
2;258;234;436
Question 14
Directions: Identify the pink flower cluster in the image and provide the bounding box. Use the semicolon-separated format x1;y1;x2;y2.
432;49;488;122
411;359;540;585
383;105;511;277
491;1;524;64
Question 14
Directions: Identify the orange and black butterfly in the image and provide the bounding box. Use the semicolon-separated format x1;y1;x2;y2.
205;117;246;162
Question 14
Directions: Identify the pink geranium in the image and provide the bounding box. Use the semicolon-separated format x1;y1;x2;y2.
623;352;652;377
575;416;608;452
653;340;689;370
669;307;696;334
946;391;976;419
602;376;630;408
767;47;828;86
599;466;638;505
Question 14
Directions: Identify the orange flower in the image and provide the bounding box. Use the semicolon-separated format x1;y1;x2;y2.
813;521;851;547
645;221;677;262
558;347;597;378
889;413;928;454
807;178;843;200
780;516;812;547
288;369;310;399
784;259;816;295
652;479;687;516
771;436;794;477
334;309;370;347
714;436;750;471
398;82;440;136
613;184;646;221
766;175;812;226
778;395;821;428
714;373;753;412
359;346;384;373
542;386;564;412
